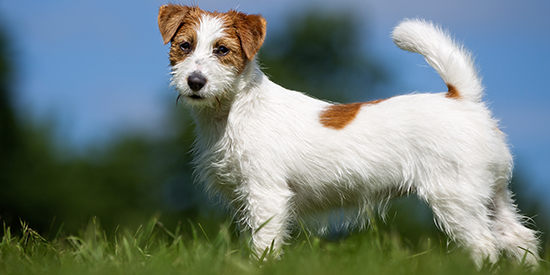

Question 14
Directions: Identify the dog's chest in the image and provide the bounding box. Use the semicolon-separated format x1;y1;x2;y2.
193;123;248;197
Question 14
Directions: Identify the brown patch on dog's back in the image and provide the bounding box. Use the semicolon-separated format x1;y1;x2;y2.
364;98;387;105
445;83;461;99
320;98;387;130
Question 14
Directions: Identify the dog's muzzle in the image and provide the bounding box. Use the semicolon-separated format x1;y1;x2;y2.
187;71;207;92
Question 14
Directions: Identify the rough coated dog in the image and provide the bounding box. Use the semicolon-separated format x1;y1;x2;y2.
158;4;539;267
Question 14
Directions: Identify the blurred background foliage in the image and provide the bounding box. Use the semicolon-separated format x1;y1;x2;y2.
0;10;547;251
260;10;388;102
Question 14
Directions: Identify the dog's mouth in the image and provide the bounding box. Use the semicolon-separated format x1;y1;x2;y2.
188;94;204;100
176;93;205;105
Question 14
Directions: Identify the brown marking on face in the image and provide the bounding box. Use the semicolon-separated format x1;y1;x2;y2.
168;18;199;66
320;98;387;130
157;5;266;72
158;4;191;45
445;83;461;99
226;10;267;61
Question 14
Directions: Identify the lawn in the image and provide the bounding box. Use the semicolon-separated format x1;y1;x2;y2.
0;216;546;275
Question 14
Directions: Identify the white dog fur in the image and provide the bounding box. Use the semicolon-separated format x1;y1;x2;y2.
158;5;539;267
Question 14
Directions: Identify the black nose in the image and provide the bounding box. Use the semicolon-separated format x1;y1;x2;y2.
187;71;207;92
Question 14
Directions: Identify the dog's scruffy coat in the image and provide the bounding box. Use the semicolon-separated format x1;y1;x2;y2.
158;4;539;267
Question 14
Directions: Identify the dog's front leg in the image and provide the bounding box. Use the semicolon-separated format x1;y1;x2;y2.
245;179;293;258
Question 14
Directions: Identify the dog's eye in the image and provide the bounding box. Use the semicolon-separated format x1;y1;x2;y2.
180;42;192;53
214;46;230;56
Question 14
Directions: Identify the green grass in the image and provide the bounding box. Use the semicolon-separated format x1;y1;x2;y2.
0;217;547;275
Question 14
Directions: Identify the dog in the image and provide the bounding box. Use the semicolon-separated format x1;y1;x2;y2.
158;4;539;267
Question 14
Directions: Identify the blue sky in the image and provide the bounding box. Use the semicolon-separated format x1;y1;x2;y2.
1;1;549;204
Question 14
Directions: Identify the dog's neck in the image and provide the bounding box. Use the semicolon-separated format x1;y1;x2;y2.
189;59;265;146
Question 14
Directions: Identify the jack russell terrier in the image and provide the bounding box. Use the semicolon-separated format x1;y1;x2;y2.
158;4;539;267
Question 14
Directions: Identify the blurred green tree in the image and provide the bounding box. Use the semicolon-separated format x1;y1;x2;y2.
0;23;25;227
0;24;187;232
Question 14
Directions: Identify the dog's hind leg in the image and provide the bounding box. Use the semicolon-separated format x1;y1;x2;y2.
490;178;539;267
420;176;500;267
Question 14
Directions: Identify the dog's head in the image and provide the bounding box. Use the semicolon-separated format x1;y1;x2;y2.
158;5;266;106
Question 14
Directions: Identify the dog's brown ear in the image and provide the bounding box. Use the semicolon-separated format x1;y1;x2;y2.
231;11;267;61
158;4;191;45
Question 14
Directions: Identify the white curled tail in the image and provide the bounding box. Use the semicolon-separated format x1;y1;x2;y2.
392;19;483;102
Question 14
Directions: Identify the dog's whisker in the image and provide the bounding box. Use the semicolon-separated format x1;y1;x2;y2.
176;93;184;106
215;96;221;111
